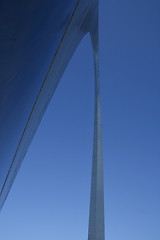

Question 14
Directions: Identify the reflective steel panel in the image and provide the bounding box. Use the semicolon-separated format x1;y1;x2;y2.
0;0;78;207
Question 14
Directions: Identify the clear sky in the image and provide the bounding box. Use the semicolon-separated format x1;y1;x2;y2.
0;0;160;239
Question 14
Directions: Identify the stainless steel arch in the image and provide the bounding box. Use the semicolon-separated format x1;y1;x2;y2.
0;1;105;239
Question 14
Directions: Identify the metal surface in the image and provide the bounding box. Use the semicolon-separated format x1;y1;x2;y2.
88;4;105;240
0;0;79;207
0;2;105;239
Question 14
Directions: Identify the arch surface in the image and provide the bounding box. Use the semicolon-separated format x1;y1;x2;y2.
0;1;105;239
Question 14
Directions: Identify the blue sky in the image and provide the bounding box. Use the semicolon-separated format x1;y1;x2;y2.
0;0;160;239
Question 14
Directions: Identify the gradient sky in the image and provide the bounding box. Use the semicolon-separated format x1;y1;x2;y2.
0;0;160;239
